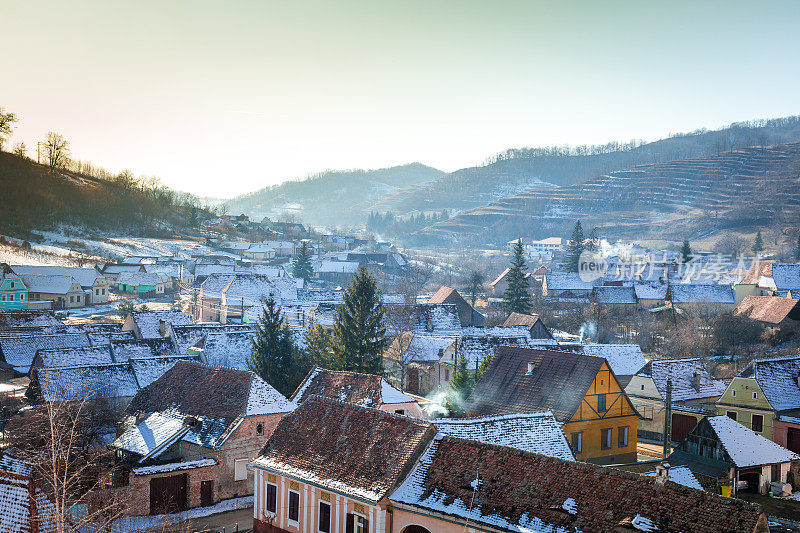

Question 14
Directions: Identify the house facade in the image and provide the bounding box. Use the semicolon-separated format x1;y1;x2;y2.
465;347;639;464
0;264;28;311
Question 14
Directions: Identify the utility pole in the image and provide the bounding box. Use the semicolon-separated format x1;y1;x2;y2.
663;379;672;460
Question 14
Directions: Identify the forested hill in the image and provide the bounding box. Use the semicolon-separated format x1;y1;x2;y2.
0;151;205;237
368;116;800;217
222;163;444;225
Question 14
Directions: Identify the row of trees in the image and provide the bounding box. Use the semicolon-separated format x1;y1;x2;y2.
248;266;387;396
366;210;449;236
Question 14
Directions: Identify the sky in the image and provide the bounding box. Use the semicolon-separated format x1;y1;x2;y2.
2;1;800;198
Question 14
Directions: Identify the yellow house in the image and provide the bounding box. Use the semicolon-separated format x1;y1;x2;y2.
465;346;639;464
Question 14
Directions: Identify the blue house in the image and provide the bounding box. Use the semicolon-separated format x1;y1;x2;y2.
0;264;28;311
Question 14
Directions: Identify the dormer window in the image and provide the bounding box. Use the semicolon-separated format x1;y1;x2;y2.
527;362;535;375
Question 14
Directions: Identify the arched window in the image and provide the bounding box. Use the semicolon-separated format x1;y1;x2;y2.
402;526;432;533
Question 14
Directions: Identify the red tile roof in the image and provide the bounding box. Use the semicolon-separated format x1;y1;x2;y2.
254;397;435;503
734;296;800;324
390;436;767;533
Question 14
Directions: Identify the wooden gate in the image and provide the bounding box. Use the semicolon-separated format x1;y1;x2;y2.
787;427;800;453
149;473;188;515
671;413;698;443
201;480;214;507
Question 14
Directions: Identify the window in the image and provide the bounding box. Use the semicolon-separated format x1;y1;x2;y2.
732;389;737;397
319;501;331;533
102;288;106;295
20;294;24;300
234;459;248;481
601;428;612;449
752;392;758;400
597;393;607;412
444;368;450;381
751;414;764;433
641;384;645;391
288;491;300;523
256;423;264;435
727;411;737;421
8;294;12;302
70;296;74;303
772;464;781;483
1;295;4;301
96;289;99;295
76;295;81;302
571;432;582;453
618;426;629;447
394;409;405;415
265;483;277;513
526;362;535;375
346;514;367;533
10;282;14;288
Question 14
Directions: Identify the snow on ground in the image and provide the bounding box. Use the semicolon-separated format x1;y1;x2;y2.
0;244;82;267
30;230;215;260
100;496;253;532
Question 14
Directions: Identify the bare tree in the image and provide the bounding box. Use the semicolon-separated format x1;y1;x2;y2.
0;106;19;151
7;376;125;532
12;141;27;158
713;234;747;257
43;131;70;172
384;305;417;390
464;270;485;309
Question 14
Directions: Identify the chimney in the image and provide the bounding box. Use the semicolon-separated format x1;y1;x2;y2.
135;411;146;425
158;319;167;337
693;372;701;392
654;462;671;485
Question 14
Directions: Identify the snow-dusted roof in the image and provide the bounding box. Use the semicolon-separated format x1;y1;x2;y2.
17;274;81;295
12;265;104;288
644;466;703;490
458;333;532;367
312;260;359;273
129;355;198;388
195;264;235;279
197;330;256;371
36;363;140;401
0;332;92;373
109;338;174;361
594;285;637;304
223;274;299;304
641;358;729;401
292;366;415;406
395;334;456;364
130;310;194;339
706;415;799;467
111;411;188;460
669;283;734;304
771;264;800;291
132;458;217;476
116;271;166;287
634;281;668;300
0;467;56;533
169;323;254;354
581;344;646;376
545;272;595;291
35;346;113;369
434;412;574;460
740;355;800;411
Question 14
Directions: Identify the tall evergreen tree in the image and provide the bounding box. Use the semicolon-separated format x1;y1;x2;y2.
248;296;302;396
585;227;599;252
502;239;532;314
333;266;387;374
566;220;585;272
304;324;342;370
681;239;693;263
292;241;314;283
444;352;474;417
752;231;764;254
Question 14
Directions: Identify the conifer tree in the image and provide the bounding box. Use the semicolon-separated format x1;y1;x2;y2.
585;227;599;252
292;241;314;283
248;296;302;396
333;266;387;374
566;220;585;272
502;239;532;314
445;352;474;417
681;239;693;263
304;324;342;370
752;231;764;254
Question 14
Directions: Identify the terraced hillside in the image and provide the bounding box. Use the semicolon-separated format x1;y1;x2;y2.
417;142;800;245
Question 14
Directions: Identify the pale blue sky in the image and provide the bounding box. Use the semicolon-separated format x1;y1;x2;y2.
2;1;799;196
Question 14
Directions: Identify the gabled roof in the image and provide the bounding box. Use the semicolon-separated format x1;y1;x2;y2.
434;411;574;460
16;274;81;295
634;281;668;300
389;435;766;533
129;310;194;339
734;296;800;324
457;328;533;366
193;330;254;371
544;272;595;291
0;311;60;329
503;312;547;331
639;358;729;402
580;344;646;376
426;286;459;304
739;261;773;285
705;415;799;467
223;273;299;304
669;283;734;304
109;338;175;361
11;265;104;288
111;411;189;461
385;304;462;335
35;363;141;401
0;332;92;373
739;355;800;411
33;346;113;369
594;285;637;304
124;361;294;449
116;271;166;287
385;333;456;364
771;263;800;291
291;367;415;406
253;397;435;503
464;347;608;420
169;323;254;355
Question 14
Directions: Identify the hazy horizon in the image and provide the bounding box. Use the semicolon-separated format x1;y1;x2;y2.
2;0;800;198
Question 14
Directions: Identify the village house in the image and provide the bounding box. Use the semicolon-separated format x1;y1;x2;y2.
0;331;92;374
734;295;800;341
251;397;769;533
12;265;111;305
0;264;28;311
250;397;436;533
104;362;295;516
506;236;565;256
144;263;194;290
219;273;299;324
502;311;553;339
668;415;799;497
389;433;768;533
541;272;595;301
116;271;168;296
291;366;423;417
383;333;457;395
634;280;669;308
575;343;646;386
668;283;736;314
735;261;800;303
17;274;87;309
97;263;146;282
716;355;800;453
625;358;729;442
196;272;235;321
465;347;639;464
489;267;532;297
122;309;195;340
426;286;484;326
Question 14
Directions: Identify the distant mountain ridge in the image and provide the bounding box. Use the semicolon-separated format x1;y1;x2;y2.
223;163;444;225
